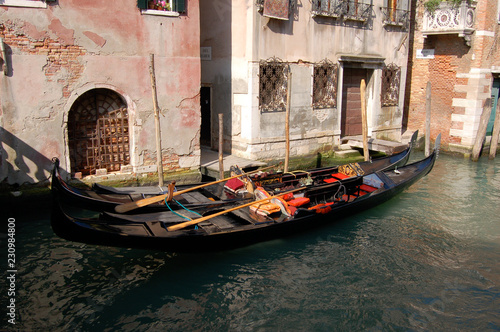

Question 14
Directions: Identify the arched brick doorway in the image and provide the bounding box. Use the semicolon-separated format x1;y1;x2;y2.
68;88;130;176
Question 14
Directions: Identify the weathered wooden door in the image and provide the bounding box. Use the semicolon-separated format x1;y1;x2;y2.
341;68;368;137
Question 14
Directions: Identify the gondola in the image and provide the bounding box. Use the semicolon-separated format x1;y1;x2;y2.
50;131;418;214
50;134;437;252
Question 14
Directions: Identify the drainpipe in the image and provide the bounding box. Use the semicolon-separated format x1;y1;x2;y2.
0;38;7;75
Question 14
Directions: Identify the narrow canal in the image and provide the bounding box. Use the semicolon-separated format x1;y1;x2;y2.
1;152;499;331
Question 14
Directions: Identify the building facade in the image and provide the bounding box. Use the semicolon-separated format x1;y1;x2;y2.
407;0;500;154
200;0;412;160
0;0;201;185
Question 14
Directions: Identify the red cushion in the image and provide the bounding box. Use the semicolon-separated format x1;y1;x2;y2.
360;184;377;193
333;173;349;179
288;197;310;207
225;178;245;192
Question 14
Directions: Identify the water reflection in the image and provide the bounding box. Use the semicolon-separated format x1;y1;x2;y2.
4;153;500;330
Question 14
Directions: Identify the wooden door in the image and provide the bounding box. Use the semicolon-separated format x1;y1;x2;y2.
341;68;368;137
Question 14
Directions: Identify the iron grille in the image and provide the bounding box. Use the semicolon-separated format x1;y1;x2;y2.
259;57;289;113
68;89;129;175
312;0;372;21
381;64;401;106
380;7;410;27
313;60;338;109
97;108;130;172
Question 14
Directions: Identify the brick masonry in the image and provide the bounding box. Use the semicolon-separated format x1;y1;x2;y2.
408;0;500;153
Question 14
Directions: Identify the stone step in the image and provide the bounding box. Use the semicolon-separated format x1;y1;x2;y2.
342;136;407;154
339;143;354;151
334;149;362;158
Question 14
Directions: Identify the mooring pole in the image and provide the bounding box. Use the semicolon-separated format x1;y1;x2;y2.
218;113;224;180
149;54;164;187
425;81;432;157
489;100;500;160
472;98;492;162
285;69;292;172
360;79;369;161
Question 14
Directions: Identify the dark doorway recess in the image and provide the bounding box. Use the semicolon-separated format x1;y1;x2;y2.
68;88;129;176
200;86;212;147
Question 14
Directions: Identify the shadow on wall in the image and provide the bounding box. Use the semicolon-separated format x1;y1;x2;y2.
0;127;68;186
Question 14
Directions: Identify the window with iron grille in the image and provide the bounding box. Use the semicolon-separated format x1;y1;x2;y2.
313;60;338;109
381;64;401;106
380;0;410;27
259;58;289;113
312;0;372;21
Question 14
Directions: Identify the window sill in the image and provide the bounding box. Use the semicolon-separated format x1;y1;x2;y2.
141;9;179;17
0;0;47;8
383;21;406;27
311;11;341;19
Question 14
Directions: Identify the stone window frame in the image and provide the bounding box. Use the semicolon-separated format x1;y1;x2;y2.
0;0;49;8
498;0;500;23
313;59;338;109
137;0;186;17
381;63;401;107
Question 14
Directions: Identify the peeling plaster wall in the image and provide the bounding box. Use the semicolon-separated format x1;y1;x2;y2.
0;0;201;184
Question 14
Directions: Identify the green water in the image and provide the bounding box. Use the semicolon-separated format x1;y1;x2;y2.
1;153;499;331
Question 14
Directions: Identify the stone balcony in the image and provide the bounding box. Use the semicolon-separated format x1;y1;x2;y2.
422;1;476;46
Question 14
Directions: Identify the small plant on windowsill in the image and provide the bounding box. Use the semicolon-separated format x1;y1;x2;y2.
424;0;470;13
148;0;171;11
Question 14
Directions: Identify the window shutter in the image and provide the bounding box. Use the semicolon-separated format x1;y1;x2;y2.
174;0;186;13
137;0;148;9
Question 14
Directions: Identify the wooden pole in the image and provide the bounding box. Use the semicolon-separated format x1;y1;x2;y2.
149;54;164;187
360;79;369;161
489;100;500;159
285;70;292;172
425;81;432;157
472;98;492;162
218;113;224;180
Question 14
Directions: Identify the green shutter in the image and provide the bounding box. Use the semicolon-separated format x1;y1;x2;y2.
137;0;148;9
174;0;186;13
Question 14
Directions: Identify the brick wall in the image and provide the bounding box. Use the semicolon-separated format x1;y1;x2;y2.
1;22;86;99
408;0;500;153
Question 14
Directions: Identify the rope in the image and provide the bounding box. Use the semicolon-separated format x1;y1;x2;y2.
164;198;202;221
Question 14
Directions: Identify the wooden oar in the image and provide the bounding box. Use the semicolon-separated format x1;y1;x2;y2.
167;187;304;232
114;163;280;213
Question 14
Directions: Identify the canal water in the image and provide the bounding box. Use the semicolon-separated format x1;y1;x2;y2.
1;152;499;331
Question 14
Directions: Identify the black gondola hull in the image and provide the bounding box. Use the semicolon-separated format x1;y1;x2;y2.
51;146;436;252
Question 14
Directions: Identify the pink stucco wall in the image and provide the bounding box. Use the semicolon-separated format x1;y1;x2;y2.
0;0;201;184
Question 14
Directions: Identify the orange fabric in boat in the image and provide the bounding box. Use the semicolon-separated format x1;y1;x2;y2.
287;197;310;207
250;202;281;216
333;173;350;180
359;184;377;193
308;202;334;214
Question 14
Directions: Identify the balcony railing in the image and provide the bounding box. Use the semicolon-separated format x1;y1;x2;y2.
422;1;475;45
380;7;410;28
312;0;372;22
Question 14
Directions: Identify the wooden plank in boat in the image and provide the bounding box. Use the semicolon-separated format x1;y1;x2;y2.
209;216;236;230
180;191;212;203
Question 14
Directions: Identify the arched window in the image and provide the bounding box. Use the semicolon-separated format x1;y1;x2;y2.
68;89;130;176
